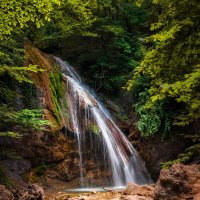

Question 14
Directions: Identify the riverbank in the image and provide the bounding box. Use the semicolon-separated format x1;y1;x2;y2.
45;183;155;200
44;162;200;200
0;163;199;199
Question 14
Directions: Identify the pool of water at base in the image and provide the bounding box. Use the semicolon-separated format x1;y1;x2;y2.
63;186;126;193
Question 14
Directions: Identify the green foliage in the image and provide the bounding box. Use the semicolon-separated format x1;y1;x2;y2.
135;91;173;137
21;83;41;109
49;68;64;124
34;0;149;94
0;81;16;105
0;0;60;40
34;163;48;176
33;0;95;46
0;38;25;66
0;104;50;136
54;0;94;37
127;0;200;136
16;109;50;130
0;65;45;83
0;0;58;139
0;132;21;138
89;124;100;135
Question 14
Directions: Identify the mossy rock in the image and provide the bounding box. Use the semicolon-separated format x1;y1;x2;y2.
0;164;13;189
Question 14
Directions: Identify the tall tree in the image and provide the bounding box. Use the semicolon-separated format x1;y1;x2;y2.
128;0;200;136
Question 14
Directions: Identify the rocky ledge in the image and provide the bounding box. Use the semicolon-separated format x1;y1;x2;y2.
46;183;155;200
45;164;200;200
0;184;44;200
0;164;199;200
154;164;200;200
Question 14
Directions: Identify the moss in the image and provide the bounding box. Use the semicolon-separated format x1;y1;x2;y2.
34;163;48;176
51;87;61;124
48;63;69;127
89;124;100;135
0;164;13;189
49;69;64;125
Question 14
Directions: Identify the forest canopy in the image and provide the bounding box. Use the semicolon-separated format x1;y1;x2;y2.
127;0;200;137
0;0;199;143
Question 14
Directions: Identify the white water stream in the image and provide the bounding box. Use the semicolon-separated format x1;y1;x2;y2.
55;57;152;188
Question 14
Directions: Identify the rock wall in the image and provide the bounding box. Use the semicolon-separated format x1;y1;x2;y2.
155;164;200;200
0;45;82;194
128;127;189;181
0;46;115;194
0;131;79;180
45;164;200;200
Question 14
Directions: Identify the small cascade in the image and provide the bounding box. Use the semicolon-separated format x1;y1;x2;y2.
55;57;152;188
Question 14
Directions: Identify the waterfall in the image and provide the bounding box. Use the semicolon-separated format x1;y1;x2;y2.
55;57;152;188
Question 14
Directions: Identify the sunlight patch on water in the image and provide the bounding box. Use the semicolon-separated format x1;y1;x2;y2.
63;186;126;193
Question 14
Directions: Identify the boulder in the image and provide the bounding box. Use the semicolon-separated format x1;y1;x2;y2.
124;183;155;199
155;164;200;200
12;184;45;200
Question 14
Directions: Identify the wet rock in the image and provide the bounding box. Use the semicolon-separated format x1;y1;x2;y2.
2;159;31;180
0;184;13;200
90;190;97;194
50;187;154;200
32;184;45;199
10;131;76;166
12;184;45;200
155;164;200;200
124;183;154;199
128;129;189;181
46;158;80;181
122;195;151;200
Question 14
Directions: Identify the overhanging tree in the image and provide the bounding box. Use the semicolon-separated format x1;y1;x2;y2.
127;0;200;136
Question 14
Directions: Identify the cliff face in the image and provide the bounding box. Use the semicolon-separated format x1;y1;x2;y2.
45;164;200;200
0;46;81;194
0;46;117;194
128;120;200;181
0;46;199;200
23;45;195;185
25;45;66;132
1;130;81;185
128;125;188;181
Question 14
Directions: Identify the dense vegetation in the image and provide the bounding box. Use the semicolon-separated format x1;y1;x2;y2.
34;0;150;94
0;0;199;168
128;0;200;138
0;0;61;137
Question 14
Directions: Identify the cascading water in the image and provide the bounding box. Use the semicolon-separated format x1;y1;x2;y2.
55;57;152;188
